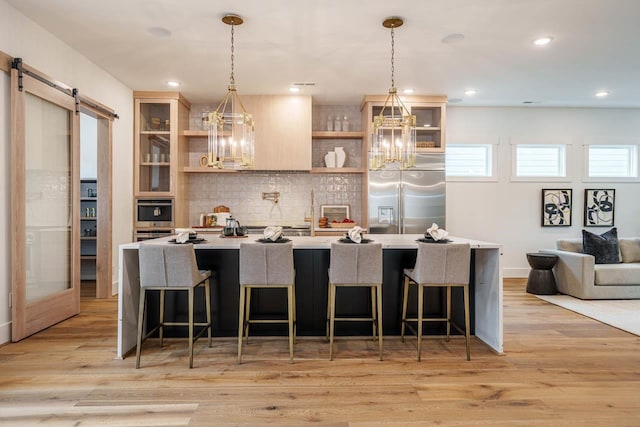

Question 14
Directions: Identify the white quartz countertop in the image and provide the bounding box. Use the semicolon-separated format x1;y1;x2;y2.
121;234;501;250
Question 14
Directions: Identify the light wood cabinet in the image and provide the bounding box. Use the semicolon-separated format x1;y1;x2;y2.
134;92;190;196
133;91;190;227
241;95;312;170
361;95;447;157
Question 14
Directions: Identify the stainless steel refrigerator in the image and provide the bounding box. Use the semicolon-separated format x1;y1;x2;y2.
368;153;445;234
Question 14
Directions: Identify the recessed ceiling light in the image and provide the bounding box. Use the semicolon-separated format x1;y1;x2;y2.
148;27;172;37
403;89;415;94
595;90;609;98
464;89;477;96
166;81;181;87
289;86;300;93
533;36;553;46
442;33;465;44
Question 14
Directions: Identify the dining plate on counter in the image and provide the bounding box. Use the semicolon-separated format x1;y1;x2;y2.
416;237;452;244
255;238;291;244
338;237;374;244
168;238;206;244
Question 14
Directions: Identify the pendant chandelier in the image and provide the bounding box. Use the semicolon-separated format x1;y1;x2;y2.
206;14;254;169
370;17;417;170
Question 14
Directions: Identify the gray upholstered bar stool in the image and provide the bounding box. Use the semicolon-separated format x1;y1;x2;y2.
401;243;471;361
327;242;383;361
238;242;296;364
136;243;212;368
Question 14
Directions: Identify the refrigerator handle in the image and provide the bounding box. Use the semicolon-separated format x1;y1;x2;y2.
398;183;404;234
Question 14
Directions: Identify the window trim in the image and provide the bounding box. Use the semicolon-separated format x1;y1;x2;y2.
511;143;571;183
583;143;640;183
445;138;499;182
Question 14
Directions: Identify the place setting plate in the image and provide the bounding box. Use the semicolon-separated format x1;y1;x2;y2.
255;237;291;244
415;237;451;244
168;237;206;244
338;233;374;244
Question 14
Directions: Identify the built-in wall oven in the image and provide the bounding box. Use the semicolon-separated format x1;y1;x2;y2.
135;198;174;241
136;198;174;228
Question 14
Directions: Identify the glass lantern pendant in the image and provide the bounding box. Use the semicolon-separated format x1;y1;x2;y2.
370;17;417;170
207;14;255;170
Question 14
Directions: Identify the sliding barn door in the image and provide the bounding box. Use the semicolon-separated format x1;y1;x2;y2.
10;67;80;341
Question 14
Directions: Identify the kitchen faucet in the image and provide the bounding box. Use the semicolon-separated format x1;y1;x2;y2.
263;192;282;222
262;192;279;203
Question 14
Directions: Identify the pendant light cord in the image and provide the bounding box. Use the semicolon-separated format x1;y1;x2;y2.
229;23;235;86
390;26;395;91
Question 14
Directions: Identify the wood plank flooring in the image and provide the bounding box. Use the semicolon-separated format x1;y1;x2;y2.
1;278;639;426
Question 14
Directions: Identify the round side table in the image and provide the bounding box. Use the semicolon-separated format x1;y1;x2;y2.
526;253;559;295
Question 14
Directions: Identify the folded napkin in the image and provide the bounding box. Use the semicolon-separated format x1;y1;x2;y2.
426;223;449;241
176;231;190;243
264;225;283;242
176;228;197;238
348;225;363;244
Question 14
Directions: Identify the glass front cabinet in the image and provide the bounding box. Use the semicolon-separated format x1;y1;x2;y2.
361;95;447;157
133;92;190;197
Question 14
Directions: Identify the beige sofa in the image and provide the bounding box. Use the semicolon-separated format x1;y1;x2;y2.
540;238;640;299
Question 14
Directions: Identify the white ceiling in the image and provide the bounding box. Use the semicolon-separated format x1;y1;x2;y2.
6;0;640;107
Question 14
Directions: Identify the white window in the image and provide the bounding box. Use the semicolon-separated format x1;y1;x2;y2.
586;145;637;179
513;144;567;179
446;144;496;181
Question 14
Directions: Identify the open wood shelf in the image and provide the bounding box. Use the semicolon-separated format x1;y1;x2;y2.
312;131;364;139
140;130;170;135
311;167;364;174
182;130;232;137
182;166;239;173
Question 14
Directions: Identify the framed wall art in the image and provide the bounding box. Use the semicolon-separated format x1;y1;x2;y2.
320;205;350;223
584;189;615;227
541;188;572;226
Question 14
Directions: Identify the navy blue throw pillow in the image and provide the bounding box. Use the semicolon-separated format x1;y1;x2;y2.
582;227;621;264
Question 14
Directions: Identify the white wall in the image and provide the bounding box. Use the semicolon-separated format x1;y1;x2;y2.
0;0;134;343
447;107;640;277
80;113;97;179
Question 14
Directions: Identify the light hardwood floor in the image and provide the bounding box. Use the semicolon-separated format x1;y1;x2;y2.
1;278;639;426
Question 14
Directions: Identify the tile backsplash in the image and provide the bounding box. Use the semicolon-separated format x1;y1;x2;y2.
188;173;362;227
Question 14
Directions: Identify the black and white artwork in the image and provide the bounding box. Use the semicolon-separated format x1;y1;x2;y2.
584;189;615;227
541;189;572;226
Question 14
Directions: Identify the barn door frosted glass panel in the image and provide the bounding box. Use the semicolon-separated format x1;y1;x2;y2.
24;92;72;302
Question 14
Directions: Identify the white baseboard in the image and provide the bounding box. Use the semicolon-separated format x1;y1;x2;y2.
503;267;529;278
0;321;11;345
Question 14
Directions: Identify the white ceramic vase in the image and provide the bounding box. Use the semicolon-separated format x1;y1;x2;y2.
335;147;346;168
324;151;336;168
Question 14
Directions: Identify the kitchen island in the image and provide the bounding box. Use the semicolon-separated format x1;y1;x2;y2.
117;234;503;358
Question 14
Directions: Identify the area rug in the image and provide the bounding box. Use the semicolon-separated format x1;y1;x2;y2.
536;294;640;336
